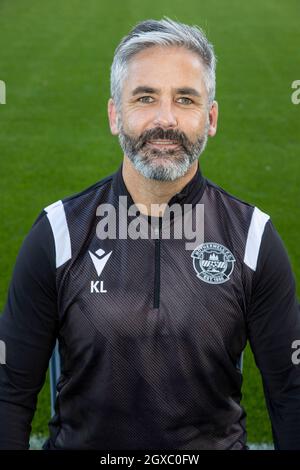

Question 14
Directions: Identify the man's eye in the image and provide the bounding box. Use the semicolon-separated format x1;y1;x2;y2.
177;97;193;105
138;96;154;103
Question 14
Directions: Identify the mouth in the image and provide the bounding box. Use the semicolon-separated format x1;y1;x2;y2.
146;140;181;149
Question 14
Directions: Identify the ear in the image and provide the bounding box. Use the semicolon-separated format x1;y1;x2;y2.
207;100;218;137
108;98;120;135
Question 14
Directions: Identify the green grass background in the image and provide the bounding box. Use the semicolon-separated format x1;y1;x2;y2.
0;0;299;445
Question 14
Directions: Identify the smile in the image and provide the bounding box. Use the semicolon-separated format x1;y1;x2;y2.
146;140;180;149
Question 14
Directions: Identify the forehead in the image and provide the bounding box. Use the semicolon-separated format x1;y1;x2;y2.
124;45;207;95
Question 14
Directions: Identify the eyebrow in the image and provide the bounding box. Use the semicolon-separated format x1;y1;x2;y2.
175;87;201;97
131;86;201;97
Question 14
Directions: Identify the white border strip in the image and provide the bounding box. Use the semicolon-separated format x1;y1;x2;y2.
28;435;274;450
244;207;270;271
45;200;72;268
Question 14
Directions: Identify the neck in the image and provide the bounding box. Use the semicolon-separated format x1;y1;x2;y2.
122;156;198;216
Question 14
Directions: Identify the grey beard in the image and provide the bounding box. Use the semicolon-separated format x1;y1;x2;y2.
117;121;210;182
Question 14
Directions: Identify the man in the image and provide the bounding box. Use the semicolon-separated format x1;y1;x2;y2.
0;17;300;450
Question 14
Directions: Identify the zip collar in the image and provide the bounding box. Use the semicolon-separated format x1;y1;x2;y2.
112;160;206;208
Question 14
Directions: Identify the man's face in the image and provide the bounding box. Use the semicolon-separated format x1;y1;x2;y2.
108;45;218;181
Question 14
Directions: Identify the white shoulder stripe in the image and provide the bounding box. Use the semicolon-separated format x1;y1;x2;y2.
44;200;72;268
244;207;270;271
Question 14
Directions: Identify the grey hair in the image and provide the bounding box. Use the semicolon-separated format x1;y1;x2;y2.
110;17;217;113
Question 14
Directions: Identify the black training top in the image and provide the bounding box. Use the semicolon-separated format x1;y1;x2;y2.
0;162;300;450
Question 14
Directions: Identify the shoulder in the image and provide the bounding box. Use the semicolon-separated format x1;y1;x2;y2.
204;178;272;271
62;173;114;206
45;172;114;214
39;171;115;268
205;178;256;211
205;177;270;231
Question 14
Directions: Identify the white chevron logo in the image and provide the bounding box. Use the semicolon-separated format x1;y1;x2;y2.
88;248;112;277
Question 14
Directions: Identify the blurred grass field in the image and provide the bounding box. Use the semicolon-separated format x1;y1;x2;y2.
0;0;299;445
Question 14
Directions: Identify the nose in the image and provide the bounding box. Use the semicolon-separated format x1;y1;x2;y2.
152;100;178;128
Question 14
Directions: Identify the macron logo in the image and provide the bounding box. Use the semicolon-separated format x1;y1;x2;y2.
89;248;112;277
89;248;112;293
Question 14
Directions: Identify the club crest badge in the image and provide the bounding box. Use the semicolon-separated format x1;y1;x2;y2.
191;242;235;284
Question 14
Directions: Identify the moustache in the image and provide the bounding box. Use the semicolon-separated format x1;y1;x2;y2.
136;128;189;151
